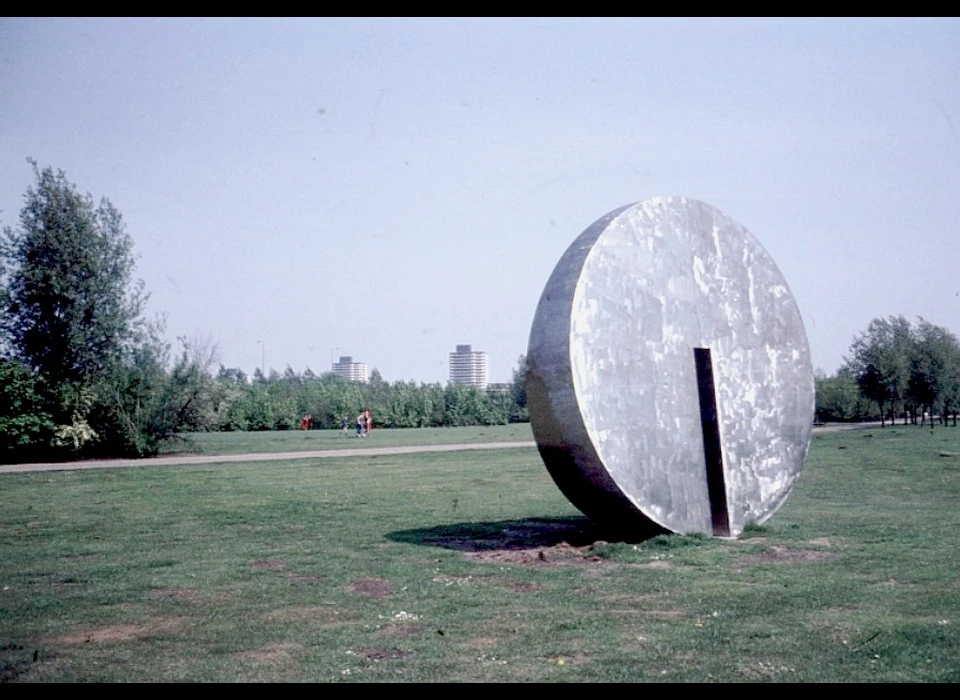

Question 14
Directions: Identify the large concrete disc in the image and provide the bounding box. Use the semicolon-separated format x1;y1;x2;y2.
527;197;814;538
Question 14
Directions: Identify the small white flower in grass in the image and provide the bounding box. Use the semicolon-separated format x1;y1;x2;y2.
393;611;419;621
938;619;950;626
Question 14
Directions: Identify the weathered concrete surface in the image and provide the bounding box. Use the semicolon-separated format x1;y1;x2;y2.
527;197;814;537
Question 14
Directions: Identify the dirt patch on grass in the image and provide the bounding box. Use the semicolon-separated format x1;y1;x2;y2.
250;559;286;571
235;642;302;668
736;545;839;565
465;549;550;566
347;578;392;598
464;542;610;568
359;647;412;661
48;617;187;645
262;606;354;625
806;537;834;547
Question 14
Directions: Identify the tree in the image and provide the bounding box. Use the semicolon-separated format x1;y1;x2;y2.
0;162;218;458
0;358;55;461
845;316;912;426
845;315;960;429
185;332;222;374
511;354;528;408
907;319;960;427
1;161;147;399
814;367;877;423
510;354;529;422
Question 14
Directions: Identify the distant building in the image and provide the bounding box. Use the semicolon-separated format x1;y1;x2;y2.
332;355;368;383
486;382;511;394
449;344;488;389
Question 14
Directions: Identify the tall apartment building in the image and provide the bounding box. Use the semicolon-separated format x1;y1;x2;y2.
449;344;488;389
331;355;368;383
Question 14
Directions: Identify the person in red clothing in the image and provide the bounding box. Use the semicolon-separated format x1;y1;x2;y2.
363;408;372;435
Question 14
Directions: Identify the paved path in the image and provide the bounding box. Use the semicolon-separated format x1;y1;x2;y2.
0;441;538;474
0;423;882;475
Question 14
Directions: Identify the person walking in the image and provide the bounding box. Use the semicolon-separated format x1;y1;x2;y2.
356;411;366;437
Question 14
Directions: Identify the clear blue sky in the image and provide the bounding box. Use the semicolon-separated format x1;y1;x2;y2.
2;17;959;383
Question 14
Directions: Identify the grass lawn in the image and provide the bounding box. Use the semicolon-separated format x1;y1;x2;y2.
160;424;536;456
1;425;958;681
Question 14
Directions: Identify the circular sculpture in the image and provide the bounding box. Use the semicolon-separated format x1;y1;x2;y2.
527;197;814;538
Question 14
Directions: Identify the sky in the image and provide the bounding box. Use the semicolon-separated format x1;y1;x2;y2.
2;17;959;384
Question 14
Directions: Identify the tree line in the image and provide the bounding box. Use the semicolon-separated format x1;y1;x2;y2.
0;162;529;463
212;364;529;432
3;163;955;462
816;315;960;427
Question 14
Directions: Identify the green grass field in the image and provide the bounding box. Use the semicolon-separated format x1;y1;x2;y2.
1;425;958;681
159;424;535;456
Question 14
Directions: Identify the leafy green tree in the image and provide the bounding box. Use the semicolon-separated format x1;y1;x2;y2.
845;316;912;426
907;318;960;427
88;339;169;456
510;354;529;422
0;163;225;457
0;162;157;455
0;358;55;461
814;368;877;423
0;161;147;403
217;366;249;386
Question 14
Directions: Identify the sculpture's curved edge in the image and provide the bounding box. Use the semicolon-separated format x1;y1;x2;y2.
528;204;664;537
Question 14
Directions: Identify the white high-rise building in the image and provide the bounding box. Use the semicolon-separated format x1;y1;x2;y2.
331;355;368;383
449;344;488;389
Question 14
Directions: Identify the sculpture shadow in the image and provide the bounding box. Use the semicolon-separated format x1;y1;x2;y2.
387;516;659;552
